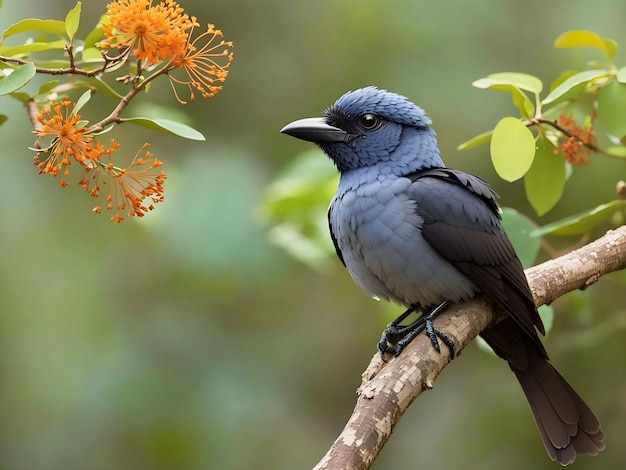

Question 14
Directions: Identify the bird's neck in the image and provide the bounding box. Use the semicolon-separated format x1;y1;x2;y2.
390;127;444;174
337;128;445;191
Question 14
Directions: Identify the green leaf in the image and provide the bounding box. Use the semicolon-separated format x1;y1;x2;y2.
512;88;535;119
597;80;626;139
72;79;122;99
91;123;115;136
457;129;493;151
65;2;81;42
83;17;105;46
74;89;92;113
472;77;535;118
490;117;535;182
36;80;60;96
605;146;626;158
531;200;626;237
0;40;68;56
474;72;543;94
542;69;612;106
0;62;36;95
9;91;31;103
22;59;70;69
550;69;580;91
81;21;105;63
501;208;540;268
122;117;206;141
554;30;618;60
81;47;103;62
524;137;566;216
82;15;105;51
1;19;66;43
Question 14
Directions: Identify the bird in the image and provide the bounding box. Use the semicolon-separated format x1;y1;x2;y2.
280;86;605;465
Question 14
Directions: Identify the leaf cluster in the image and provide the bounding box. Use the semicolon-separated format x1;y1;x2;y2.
459;30;626;234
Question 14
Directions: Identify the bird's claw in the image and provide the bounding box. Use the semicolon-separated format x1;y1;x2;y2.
377;324;402;362
425;319;456;359
377;320;428;362
376;301;455;361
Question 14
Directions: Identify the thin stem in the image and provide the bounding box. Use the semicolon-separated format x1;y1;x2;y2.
66;44;76;70
524;116;602;154
85;65;170;134
0;54;119;78
27;99;43;132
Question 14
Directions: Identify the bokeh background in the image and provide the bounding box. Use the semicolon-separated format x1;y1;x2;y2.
1;1;625;469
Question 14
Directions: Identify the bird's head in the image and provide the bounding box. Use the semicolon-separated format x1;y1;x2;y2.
280;86;443;173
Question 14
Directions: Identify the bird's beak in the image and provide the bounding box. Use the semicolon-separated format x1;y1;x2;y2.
280;117;352;144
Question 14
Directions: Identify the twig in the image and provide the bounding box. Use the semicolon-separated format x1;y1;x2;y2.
26;99;43;132
524;116;601;154
313;225;626;470
85;65;170;134
0;54;112;78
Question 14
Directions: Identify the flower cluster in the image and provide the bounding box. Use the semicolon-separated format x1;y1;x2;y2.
168;23;234;103
554;114;595;165
100;0;195;64
35;99;166;223
99;0;233;103
19;0;233;222
33;99;92;187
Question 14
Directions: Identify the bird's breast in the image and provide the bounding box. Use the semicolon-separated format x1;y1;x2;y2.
330;174;476;307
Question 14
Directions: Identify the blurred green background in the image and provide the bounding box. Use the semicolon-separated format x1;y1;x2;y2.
1;1;625;469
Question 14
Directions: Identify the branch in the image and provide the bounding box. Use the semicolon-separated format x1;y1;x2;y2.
0;54;112;78
313;225;626;470
524;116;603;155
85;66;170;134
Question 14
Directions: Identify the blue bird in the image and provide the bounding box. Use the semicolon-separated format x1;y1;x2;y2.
280;86;605;465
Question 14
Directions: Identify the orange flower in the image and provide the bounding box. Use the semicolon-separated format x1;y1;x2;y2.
80;143;166;223
34;99;167;223
554;114;595;165
109;146;166;223
34;98;92;182
168;23;233;103
77;139;121;196
555;136;591;165
100;0;195;64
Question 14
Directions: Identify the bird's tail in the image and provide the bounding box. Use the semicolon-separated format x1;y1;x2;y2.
481;319;605;465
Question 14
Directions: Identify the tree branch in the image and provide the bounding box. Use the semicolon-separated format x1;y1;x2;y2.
313;225;626;470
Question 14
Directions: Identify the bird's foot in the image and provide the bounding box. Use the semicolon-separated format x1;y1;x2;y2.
377;301;455;362
377;305;420;361
377;319;426;361
424;318;456;358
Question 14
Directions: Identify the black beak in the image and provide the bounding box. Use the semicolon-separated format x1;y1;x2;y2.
280;117;353;144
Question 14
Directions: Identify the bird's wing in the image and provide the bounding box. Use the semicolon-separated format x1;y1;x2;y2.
328;206;346;266
407;168;545;348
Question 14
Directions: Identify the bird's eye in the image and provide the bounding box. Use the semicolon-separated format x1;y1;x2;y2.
359;113;380;130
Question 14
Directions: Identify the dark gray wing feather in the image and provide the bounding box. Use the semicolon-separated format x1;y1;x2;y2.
406;168;604;462
407;168;545;351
